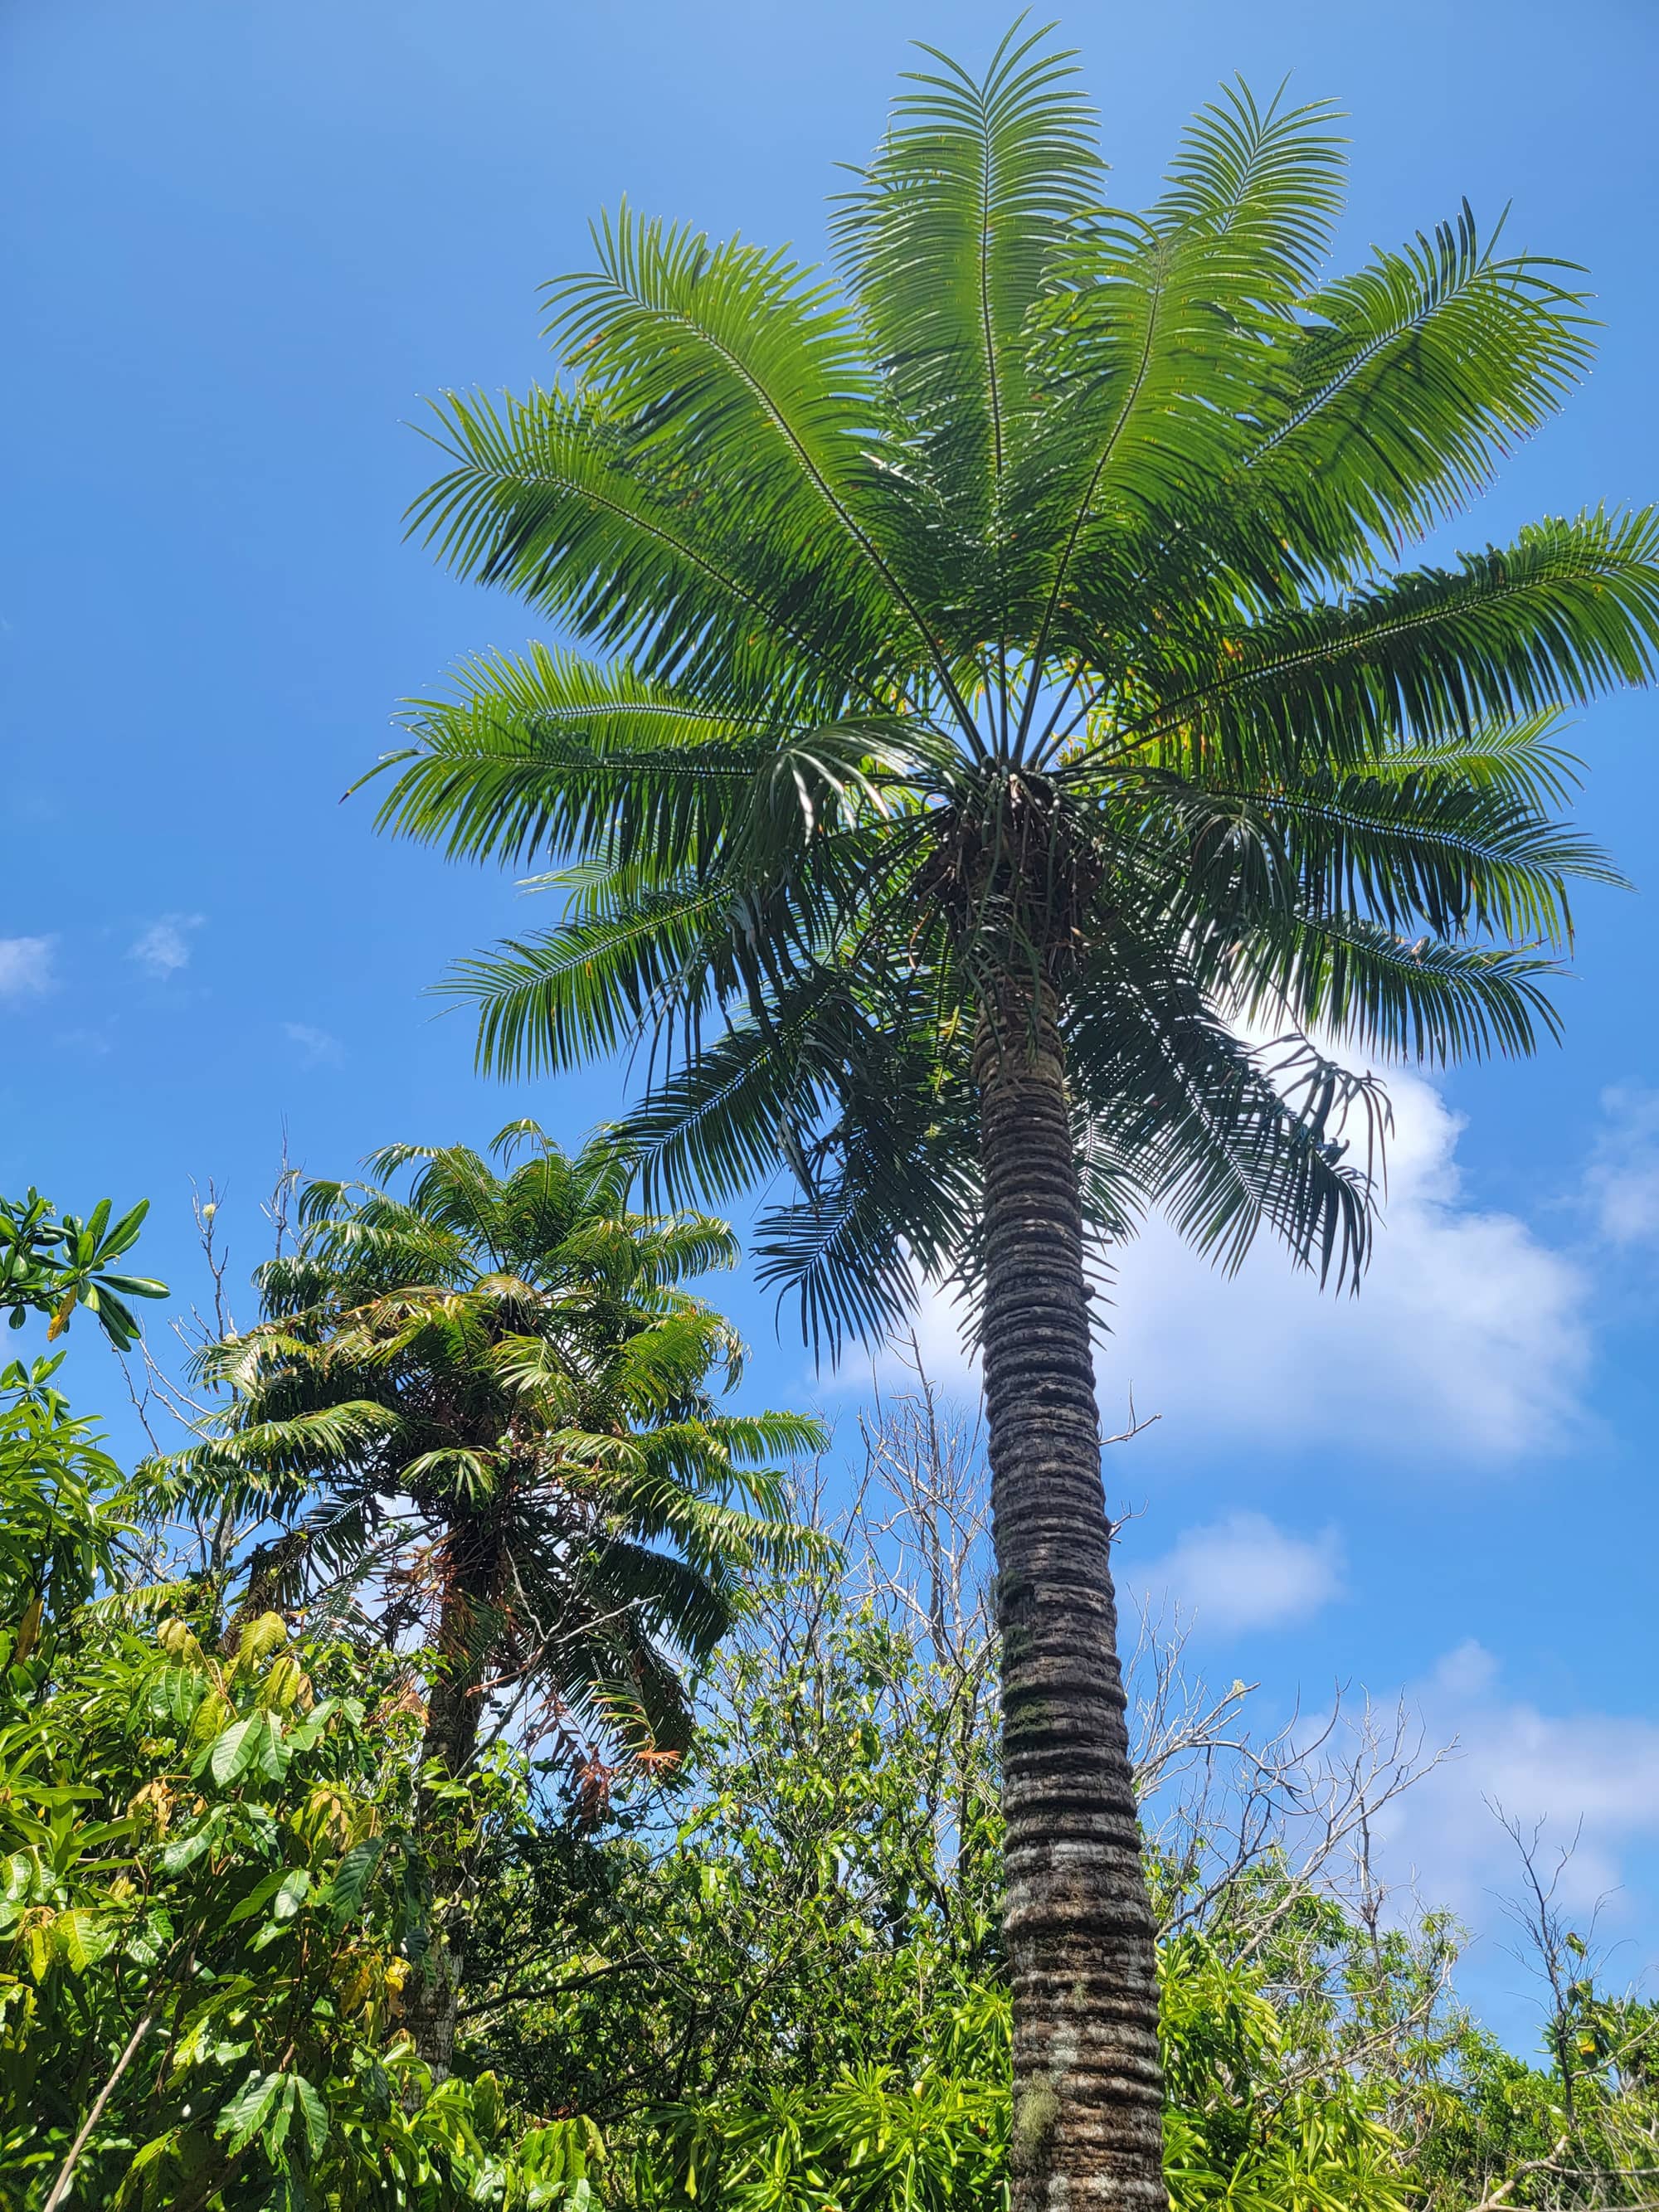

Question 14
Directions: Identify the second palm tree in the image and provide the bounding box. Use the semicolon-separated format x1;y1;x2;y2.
154;1125;820;2070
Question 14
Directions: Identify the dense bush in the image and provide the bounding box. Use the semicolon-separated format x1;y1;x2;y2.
2;1197;1656;2210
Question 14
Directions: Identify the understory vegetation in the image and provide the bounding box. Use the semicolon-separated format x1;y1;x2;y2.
1;1183;1654;2211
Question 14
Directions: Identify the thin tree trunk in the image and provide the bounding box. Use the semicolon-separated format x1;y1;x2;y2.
41;2009;154;2212
405;1534;489;2077
975;990;1165;2212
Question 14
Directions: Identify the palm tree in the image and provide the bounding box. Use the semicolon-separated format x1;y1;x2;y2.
153;1124;820;2070
362;30;1659;2205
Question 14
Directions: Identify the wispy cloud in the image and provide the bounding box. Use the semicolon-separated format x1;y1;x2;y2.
129;913;203;980
1380;1642;1659;1927
1131;1512;1345;1633
53;1024;114;1057
1584;1085;1659;1249
0;935;56;1001
283;1021;343;1068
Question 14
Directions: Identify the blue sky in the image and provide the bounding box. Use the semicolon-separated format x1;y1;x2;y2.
5;0;1659;2039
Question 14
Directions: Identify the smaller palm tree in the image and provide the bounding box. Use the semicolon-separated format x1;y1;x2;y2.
151;1122;821;2068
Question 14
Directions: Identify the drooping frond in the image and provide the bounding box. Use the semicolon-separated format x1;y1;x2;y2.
1067;941;1382;1288
750;994;980;1359
1125;754;1618;945
1233;912;1565;1062
619;982;844;1209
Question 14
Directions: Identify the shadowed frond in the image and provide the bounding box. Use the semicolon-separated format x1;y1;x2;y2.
1234;912;1565;1062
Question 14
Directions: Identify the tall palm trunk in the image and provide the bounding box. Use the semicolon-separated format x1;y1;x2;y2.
405;1522;490;2076
975;990;1165;2212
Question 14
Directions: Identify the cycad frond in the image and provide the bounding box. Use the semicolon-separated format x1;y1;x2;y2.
1242;208;1592;566
406;386;854;714
1067;948;1380;1289
1121;508;1659;782
548;207;968;722
1151;79;1345;297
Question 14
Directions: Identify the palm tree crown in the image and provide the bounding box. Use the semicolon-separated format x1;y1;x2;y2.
367;32;1655;1354
153;1125;821;1767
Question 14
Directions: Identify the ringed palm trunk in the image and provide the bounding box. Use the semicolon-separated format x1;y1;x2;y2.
404;1516;491;2076
974;988;1165;2212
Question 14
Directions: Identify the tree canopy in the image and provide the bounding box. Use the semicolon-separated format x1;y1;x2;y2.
367;36;1655;1351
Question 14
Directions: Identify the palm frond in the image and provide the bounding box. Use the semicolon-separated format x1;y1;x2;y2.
1121;508;1659;781
1067;947;1382;1288
377;27;1659;1379
834;22;1101;532
548;207;977;730
1233;912;1565;1062
1241;207;1593;566
405;385;863;713
1151;77;1345;299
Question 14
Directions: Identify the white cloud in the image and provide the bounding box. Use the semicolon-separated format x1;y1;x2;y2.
1379;1642;1659;1928
1584;1086;1659;1249
902;1068;1592;1465
283;1021;343;1067
1132;1511;1344;1632
0;935;55;1000
129;913;203;979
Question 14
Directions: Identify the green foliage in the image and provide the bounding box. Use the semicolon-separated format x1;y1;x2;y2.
144;1125;825;1769
462;1597;1000;2122
0;1586;591;2208
0;1113;1652;2212
0;1333;604;2210
454;1586;1442;2212
453;1528;1659;2212
0;1354;127;1651
370;28;1659;1357
1158;1933;1411;2212
0;1192;166;1354
631;1991;1011;2212
1;1269;1658;2209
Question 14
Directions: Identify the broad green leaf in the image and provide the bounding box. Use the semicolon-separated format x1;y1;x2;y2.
56;1906;115;1972
272;1868;311;1920
210;1716;258;1787
216;2067;285;2154
325;1837;384;1923
292;2070;330;2156
160;1822;216;1875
